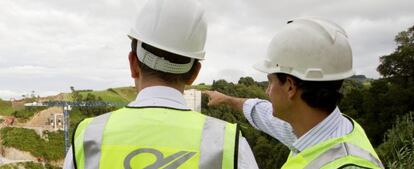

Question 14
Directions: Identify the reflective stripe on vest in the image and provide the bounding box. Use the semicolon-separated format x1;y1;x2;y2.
199;116;226;169
282;117;384;169
83;113;111;169
305;142;384;169
75;108;237;169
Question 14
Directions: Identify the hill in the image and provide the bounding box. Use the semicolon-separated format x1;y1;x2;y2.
63;86;137;104
0;99;13;116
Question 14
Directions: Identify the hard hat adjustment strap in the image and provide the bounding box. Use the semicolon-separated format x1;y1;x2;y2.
136;42;194;74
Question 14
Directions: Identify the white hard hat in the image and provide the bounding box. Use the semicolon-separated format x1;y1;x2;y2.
254;17;354;81
128;0;207;60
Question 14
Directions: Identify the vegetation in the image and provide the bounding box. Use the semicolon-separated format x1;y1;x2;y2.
64;86;136;104
0;99;14;116
0;89;116;168
108;87;137;102
0;162;60;169
377;112;414;168
69;87;118;117
0;127;65;161
187;83;211;91
339;25;414;147
12;106;47;121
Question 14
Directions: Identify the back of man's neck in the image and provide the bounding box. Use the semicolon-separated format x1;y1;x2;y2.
289;106;330;138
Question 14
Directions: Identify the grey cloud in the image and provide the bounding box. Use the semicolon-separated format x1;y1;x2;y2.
1;0;413;99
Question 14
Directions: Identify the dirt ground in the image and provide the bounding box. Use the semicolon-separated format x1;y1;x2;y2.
22;107;63;129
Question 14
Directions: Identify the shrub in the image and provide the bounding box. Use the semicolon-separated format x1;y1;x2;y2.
0;127;64;161
377;112;414;168
13;106;47;120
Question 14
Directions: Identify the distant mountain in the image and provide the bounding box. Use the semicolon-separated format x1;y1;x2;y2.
348;75;373;83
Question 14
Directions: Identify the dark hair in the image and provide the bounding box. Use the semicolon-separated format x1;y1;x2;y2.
131;39;199;84
275;73;343;113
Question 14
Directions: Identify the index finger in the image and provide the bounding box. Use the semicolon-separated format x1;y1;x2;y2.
201;90;212;95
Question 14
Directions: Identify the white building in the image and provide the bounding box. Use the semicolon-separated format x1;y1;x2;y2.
23;102;44;107
183;89;202;112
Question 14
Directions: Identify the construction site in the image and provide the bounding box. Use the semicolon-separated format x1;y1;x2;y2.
0;92;69;168
0;88;202;168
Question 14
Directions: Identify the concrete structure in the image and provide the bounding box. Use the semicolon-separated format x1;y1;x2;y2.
49;113;64;130
183;89;202;112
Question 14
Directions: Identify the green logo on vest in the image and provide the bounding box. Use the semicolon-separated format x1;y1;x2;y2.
124;148;196;169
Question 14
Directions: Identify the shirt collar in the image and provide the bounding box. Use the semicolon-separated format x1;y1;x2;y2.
127;86;190;110
291;107;342;152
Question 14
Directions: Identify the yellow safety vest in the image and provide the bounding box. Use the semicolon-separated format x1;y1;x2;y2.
282;117;384;169
73;107;239;169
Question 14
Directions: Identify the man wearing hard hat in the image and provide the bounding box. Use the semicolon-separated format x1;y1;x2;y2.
62;0;258;168
204;18;384;168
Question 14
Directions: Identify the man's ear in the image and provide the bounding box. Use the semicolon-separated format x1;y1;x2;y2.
286;76;298;99
185;62;201;85
128;51;140;79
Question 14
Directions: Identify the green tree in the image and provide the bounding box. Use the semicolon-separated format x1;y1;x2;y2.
238;76;256;86
377;25;414;86
70;86;83;102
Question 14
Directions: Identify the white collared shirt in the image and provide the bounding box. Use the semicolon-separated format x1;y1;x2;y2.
127;86;189;109
243;98;353;155
63;86;259;169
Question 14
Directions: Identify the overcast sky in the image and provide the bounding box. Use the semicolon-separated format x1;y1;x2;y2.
0;0;413;100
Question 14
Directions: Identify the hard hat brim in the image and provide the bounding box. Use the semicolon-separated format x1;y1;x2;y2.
253;60;355;81
253;61;277;74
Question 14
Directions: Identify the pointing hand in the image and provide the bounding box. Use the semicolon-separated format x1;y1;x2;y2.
202;90;230;107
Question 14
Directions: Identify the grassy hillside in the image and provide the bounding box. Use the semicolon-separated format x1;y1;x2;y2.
186;83;211;91
63;86;137;104
0;162;60;169
109;87;137;102
0;99;14;116
0;127;64;161
13;106;48;122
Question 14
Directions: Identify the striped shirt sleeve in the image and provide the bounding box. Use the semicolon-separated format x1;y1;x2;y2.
243;98;297;147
